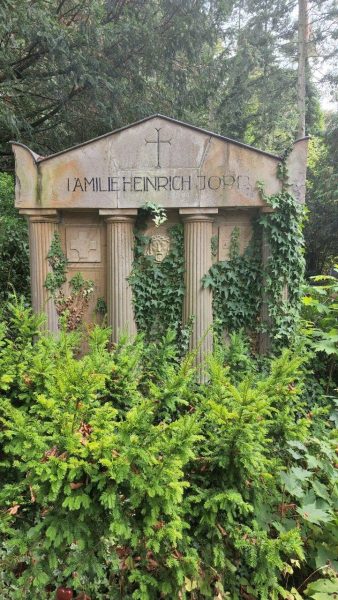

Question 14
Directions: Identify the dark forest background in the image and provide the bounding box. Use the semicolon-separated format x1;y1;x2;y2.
0;0;337;288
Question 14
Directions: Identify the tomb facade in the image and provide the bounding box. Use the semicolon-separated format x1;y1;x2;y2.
12;114;308;368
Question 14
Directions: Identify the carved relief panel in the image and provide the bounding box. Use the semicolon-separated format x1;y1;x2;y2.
145;233;171;262
65;226;101;263
143;211;180;262
59;215;106;325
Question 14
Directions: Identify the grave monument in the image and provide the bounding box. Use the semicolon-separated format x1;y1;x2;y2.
12;114;308;366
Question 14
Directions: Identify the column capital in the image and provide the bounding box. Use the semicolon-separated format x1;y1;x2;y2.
19;209;59;223
260;206;276;213
179;208;218;223
99;209;137;224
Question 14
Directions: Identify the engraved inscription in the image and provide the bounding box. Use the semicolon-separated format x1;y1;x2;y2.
66;227;101;262
145;233;171;262
65;173;256;197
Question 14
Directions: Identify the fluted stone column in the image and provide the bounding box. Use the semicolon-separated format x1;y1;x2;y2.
101;210;137;341
259;206;276;354
180;208;218;379
26;210;59;332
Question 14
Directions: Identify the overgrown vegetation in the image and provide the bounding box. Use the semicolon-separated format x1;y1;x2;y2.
0;299;336;599
304;118;338;276
0;173;29;303
258;187;306;346
301;272;338;396
202;225;262;341
129;213;186;345
1;0;336;170
45;232;94;331
202;183;305;350
0;2;337;597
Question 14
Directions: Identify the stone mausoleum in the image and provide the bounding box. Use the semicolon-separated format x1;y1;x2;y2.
12;114;308;364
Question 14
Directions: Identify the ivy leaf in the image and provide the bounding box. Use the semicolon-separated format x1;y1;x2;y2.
311;480;331;502
202;275;214;288
280;472;304;498
297;502;332;525
291;466;312;481
305;578;338;599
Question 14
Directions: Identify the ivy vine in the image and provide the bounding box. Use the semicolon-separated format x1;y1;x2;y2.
129;223;186;343
45;232;94;331
202;224;263;342
258;188;306;346
203;165;305;350
129;169;305;353
45;232;68;294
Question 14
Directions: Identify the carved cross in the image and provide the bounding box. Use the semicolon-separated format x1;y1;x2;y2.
145;127;171;168
70;231;97;261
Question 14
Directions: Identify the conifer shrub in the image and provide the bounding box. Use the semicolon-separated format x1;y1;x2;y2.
0;299;337;599
0;173;29;304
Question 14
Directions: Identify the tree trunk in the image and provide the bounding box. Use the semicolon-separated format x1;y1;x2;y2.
297;0;309;138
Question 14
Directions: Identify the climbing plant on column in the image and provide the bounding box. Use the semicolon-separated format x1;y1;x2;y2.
129;204;186;344
202;224;263;342
130;224;185;342
258;181;306;348
203;166;306;350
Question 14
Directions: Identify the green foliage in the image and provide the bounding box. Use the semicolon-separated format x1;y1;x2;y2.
1;0;335;171
217;330;256;383
203;225;262;341
0;301;200;599
0;173;29;303
304;117;338;276
45;232;68;295
187;348;309;600
259;187;306;347
45;232;94;331
203;185;305;349
301;274;338;358
279;432;338;599
0;299;337;598
301;272;338;395
0;0;223;169
129;224;186;344
305;578;338;599
140;202;167;227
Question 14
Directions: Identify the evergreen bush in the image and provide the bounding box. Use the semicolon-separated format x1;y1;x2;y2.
0;300;337;599
0;174;29;304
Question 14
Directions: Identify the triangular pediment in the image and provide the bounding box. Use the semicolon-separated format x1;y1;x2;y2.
12;115;308;209
34;114;281;164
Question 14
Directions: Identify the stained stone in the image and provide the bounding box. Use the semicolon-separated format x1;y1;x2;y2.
12;114;308;369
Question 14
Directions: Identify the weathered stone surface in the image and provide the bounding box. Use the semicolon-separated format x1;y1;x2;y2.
12;114;308;370
102;210;137;340
181;208;217;380
28;212;59;332
66;226;101;262
286;137;309;203
145;233;171;262
12;115;306;211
